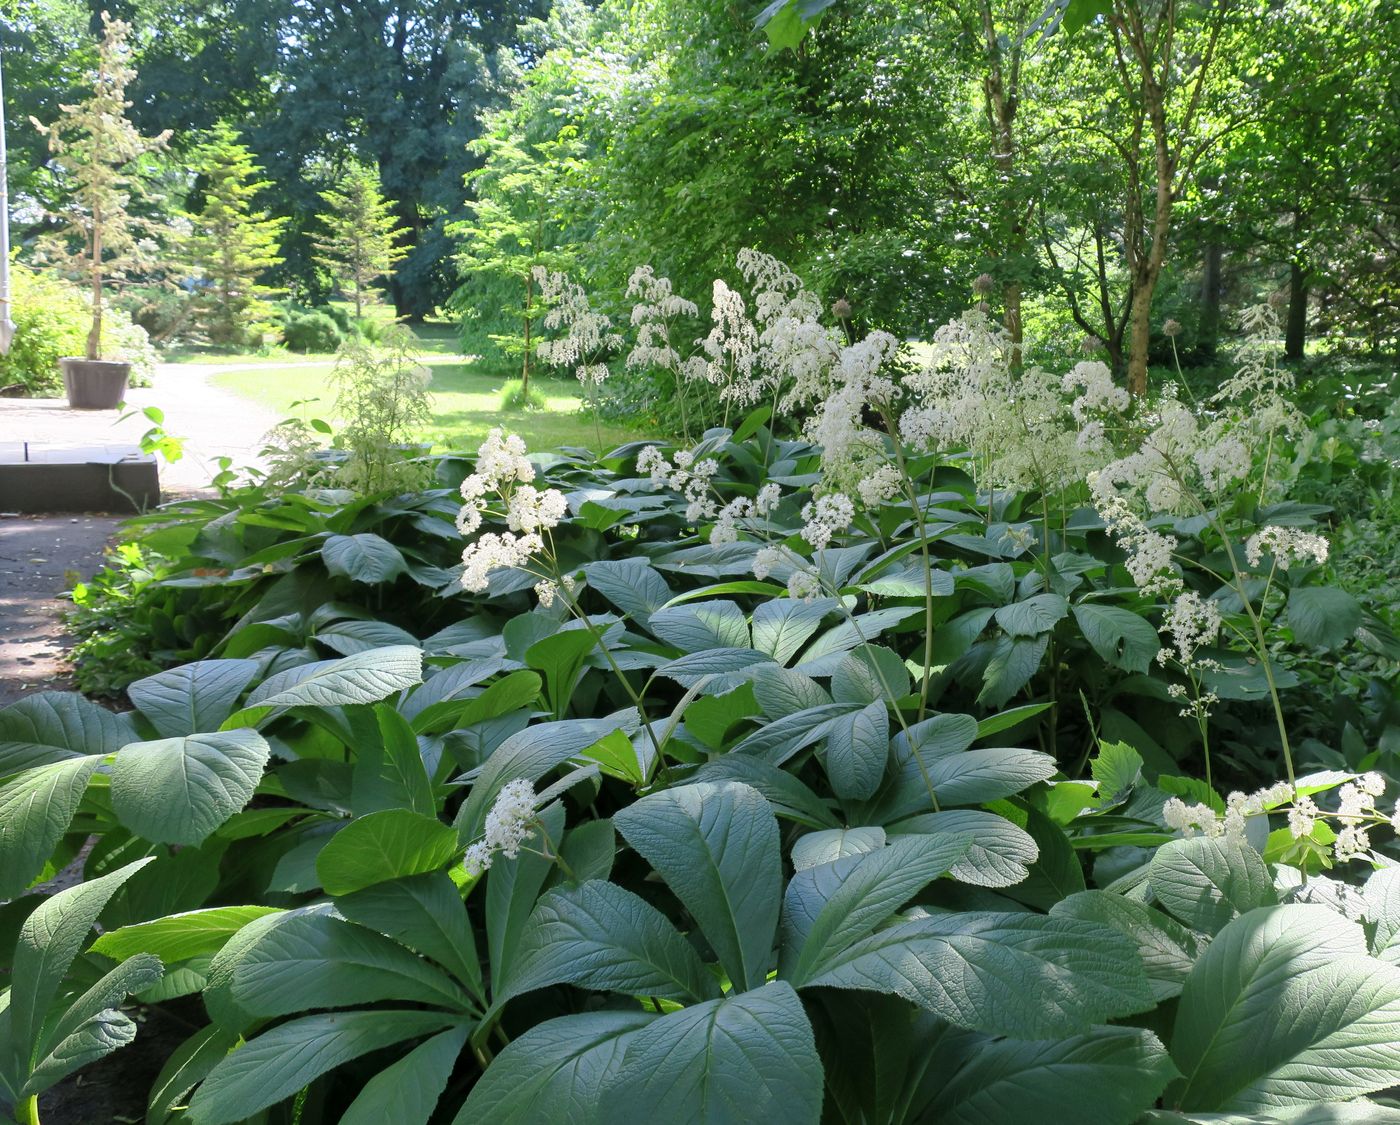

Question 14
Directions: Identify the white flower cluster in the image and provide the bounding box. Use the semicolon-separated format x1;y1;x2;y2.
463;778;538;877
800;492;854;550
636;447;721;522
626;266;699;374
695;279;763;404
1163;773;1394;866
534;574;577;609
710;484;783;546
457;430;564;595
534;266;623;386
1159;591;1222;669
1244;525;1329;570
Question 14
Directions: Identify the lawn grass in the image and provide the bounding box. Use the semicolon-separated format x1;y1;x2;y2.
200;318;649;453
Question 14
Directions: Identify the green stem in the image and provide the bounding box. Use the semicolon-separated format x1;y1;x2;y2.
18;1096;39;1125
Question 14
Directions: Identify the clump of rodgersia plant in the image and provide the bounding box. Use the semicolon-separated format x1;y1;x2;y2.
329;325;435;494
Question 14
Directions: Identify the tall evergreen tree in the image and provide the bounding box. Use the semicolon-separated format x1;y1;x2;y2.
184;121;286;346
312;163;407;320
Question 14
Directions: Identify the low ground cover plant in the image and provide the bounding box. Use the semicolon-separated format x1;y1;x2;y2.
3;253;1397;1124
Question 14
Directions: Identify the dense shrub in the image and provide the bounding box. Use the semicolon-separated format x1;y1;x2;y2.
0;263;158;395
282;309;344;352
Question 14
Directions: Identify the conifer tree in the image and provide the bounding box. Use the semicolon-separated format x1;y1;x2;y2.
311;163;406;319
184;121;285;346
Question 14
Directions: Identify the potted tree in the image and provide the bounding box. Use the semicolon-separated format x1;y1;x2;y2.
33;12;169;409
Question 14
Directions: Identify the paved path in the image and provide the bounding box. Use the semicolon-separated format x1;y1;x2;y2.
0;362;299;491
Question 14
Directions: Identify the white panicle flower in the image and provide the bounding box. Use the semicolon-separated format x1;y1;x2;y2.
1244;525;1329;570
1360;772;1386;798
455;505;483;536
857;464;903;507
754;483;782;517
1335;825;1372;861
1123;529;1182;597
1063;360;1129;423
507;485;568;534
1193;435;1251;492
475;428;535;487
709;497;752;546
636;445;671;487
1288;795;1319;839
1159;591;1222;667
753;545;788;582
535;267;621;385
460;532;545;593
698;279;762;402
534;580;558;608
464;778;539;876
800;492;854;550
1161;797;1222;838
787;566;822;602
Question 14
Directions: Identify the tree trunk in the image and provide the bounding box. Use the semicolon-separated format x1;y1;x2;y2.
87;213;103;361
1199;240;1223;357
1127;290;1153;397
1286;261;1309;360
1002;281;1023;368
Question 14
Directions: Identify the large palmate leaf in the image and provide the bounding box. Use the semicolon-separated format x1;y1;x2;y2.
1287;586;1362;649
613;781;780;992
487;803;566;990
187;1010;460;1125
1171;905;1400;1113
649;601;751;652
451;1011;653;1125
928;1025;1177;1125
111;730;271;846
693;756;841;830
228;645;423;726
203;906;472;1032
750;598;834;664
995;593;1069;638
494;880;719;1009
602;982;823;1125
800;910;1153;1039
790;827;887;871
824;700;889;801
315;809;461;895
0;755;102;899
127;659;261;737
1149;836;1277;935
0;691;136;776
351;704;435;817
321;532;408;583
780;832;973;985
1051;891;1197;1001
583;558;672;625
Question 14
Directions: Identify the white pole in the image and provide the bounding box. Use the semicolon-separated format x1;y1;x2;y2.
0;47;14;355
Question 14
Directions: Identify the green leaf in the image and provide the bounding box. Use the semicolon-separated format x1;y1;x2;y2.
800;911;1154;1038
978;634;1049;709
583;559;672;625
780;833;973;986
683;683;760;751
111;730;271;846
693;755;841;829
315;617;419;656
456;715;632;843
316;809;460;895
24;953;166;1096
336;873;483;1001
187;1010;459;1124
0;755;102;899
1051;891;1196;1001
790;827;886;871
830;646;910;706
1364;867;1400;964
975;702;1052;740
339;1024;470;1125
322;532;408;583
1149;836;1277;934
1072;603;1162;673
527;629;600;718
996;593;1069;637
749;665;831;719
602;982;823;1125
889;810;1039;889
649;601;751;652
9;858;155;1082
1091;741;1144;804
1287;586;1363;649
614;781;780;992
487;803;566;990
928;1026;1177;1125
128;659;261;737
411;668;541;736
824;700;890;801
145;1024;241;1125
0;691;136;776
495;880;719;1010
450;1011;653;1124
91;906;282;964
352;704;435;816
1171;905;1400;1112
751;599;833;664
228;645;423;727
203;906;471;1032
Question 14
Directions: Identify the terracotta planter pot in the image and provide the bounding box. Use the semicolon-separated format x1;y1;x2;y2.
59;357;131;410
